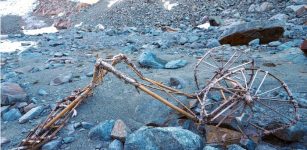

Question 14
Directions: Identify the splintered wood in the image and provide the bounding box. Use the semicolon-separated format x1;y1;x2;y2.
19;49;299;149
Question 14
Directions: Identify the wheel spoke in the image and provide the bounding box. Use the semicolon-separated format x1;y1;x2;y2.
256;86;282;96
254;99;293;121
254;71;268;95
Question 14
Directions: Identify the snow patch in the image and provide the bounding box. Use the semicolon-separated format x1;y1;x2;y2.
22;25;58;35
70;0;100;5
0;0;38;17
197;23;211;30
0;40;37;53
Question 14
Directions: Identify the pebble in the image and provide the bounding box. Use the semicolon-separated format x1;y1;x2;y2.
227;144;246;150
206;39;221;48
268;41;281;47
164;60;188;69
108;139;124;150
62;136;75;144
38;89;48;96
19;106;44;123
50;73;73;86
248;39;260;47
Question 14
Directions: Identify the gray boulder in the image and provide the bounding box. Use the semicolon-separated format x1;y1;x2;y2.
42;138;62;150
2;108;22;121
125;126;204;150
273;122;307;142
88;120;115;141
50;72;73;86
138;52;167;69
1;82;27;105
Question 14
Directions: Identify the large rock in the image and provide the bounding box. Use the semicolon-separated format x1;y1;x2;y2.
2;108;22;121
88;120;115;141
219;20;285;46
273;122;307;142
1;82;27;105
18;106;45;123
41;138;62;150
300;40;307;54
125;126;204;150
138;52;167;69
111;119;130;142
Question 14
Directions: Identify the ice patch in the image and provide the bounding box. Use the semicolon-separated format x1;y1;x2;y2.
0;0;38;17
0;40;37;53
161;0;178;10
70;0;100;5
197;23;211;30
22;25;58;35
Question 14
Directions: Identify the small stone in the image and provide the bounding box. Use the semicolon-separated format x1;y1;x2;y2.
88;120;115;141
178;36;188;45
42;138;62;150
188;35;200;43
108;139;124;150
63;136;75;144
227;144;246;150
17;102;28;108
50;73;73;86
258;2;273;12
268;41;281;47
2;108;22;121
111;119;130;142
38;89;48;96
206;39;221;48
122;45;137;53
203;145;220;150
23;103;37;113
240;138;256;150
19;106;44;123
138;52;167;69
1;82;27;105
81;122;94;129
269;14;289;22
86;71;94;77
0;137;10;145
248;39;260;47
165;60;188;69
54;18;70;29
169;77;185;89
54;52;63;57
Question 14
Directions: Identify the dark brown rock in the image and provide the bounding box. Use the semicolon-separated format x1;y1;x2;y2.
300;40;307;54
54;19;71;30
1;82;27;105
219;20;285;46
